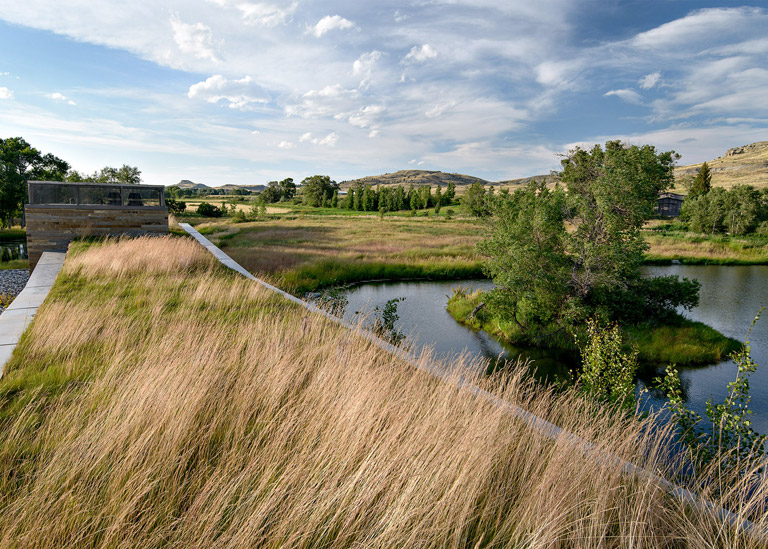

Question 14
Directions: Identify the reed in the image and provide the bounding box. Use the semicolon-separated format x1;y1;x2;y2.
0;236;765;547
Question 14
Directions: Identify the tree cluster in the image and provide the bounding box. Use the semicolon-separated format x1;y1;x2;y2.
478;141;699;341
67;164;142;185
260;178;296;203
681;185;768;235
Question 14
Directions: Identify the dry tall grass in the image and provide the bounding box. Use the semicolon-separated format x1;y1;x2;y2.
0;236;765;547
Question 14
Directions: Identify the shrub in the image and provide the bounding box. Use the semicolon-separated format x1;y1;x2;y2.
165;198;187;215
657;310;766;472
575;319;639;406
197;202;223;217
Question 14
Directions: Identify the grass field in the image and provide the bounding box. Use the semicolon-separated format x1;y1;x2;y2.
178;214;485;294
0;236;765;546
172;212;768;297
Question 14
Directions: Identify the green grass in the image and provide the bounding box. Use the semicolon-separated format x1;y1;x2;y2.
0;259;28;270
447;291;740;366
0;228;26;242
642;220;768;265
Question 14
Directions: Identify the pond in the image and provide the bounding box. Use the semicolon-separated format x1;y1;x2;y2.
341;265;768;434
0;239;28;262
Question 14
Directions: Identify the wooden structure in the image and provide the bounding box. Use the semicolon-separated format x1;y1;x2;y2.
656;192;684;217
25;181;168;268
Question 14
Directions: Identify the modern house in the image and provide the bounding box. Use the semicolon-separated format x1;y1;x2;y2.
25;181;168;268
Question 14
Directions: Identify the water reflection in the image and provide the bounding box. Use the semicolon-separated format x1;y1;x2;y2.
342;266;768;433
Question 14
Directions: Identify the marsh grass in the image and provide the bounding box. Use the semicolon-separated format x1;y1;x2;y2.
216;216;485;293
0;236;766;546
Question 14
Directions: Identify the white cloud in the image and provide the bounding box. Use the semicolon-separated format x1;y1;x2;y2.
368;129;379;138
632;7;765;51
309;15;356;38
0;87;13;100
299;131;338;146
170;15;220;62
403;44;438;63
277;140;294;149
347;105;385;128
46;92;76;105
394;10;409;23
208;0;298;26
639;72;661;89
187;75;269;109
604;88;643;105
425;102;455;118
353;51;383;87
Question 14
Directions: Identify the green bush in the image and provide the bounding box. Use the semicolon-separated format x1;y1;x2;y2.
197;202;223;217
166;198;187;215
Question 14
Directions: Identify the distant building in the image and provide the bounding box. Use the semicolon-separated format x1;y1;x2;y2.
656;192;684;217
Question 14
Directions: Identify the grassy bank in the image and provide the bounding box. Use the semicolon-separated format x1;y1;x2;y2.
0;236;765;546
177;215;485;294
447;290;740;366
643;220;768;265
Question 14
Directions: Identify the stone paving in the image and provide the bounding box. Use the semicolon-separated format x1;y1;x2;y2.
0;269;30;313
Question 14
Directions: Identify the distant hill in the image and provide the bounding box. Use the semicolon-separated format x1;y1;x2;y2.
674;141;768;190
339;170;490;189
171;180;265;192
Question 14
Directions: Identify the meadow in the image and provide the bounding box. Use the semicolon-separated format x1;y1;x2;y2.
0;236;766;546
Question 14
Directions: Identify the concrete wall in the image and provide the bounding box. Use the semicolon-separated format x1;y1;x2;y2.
25;205;168;268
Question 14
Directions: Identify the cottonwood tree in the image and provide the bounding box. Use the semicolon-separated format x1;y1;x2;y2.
0;137;69;226
479;141;698;340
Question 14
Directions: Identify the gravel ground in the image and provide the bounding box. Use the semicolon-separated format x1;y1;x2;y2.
0;269;30;314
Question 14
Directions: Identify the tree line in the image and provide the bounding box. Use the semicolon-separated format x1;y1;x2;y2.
0;136;142;228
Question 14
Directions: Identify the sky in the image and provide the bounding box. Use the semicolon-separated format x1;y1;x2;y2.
0;1;767;187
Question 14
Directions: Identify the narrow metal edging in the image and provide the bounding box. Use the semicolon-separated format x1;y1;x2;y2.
179;222;764;540
0;250;66;377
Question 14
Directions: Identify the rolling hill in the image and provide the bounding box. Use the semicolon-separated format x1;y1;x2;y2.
674;141;768;189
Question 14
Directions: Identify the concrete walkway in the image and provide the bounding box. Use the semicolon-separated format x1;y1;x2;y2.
0;251;66;377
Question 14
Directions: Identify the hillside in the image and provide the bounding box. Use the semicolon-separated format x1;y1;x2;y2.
340;170;490;189
172;180;265;192
674;141;768;189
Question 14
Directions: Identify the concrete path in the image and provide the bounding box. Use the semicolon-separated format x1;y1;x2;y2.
0;251;66;377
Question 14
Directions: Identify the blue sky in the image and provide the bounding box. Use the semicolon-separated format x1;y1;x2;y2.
1;1;767;187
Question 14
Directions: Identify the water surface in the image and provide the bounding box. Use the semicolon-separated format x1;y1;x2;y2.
342;265;768;432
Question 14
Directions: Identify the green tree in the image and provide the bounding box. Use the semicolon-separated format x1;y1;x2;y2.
301;175;338;207
278;178;296;201
261;181;282;203
463;182;489;217
479;142;691;340
92;164;142;185
688;161;712;198
0;137;69;227
445;181;456;204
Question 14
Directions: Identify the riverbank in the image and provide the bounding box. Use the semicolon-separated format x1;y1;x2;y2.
643;221;768;265
447;289;741;366
1;235;763;545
